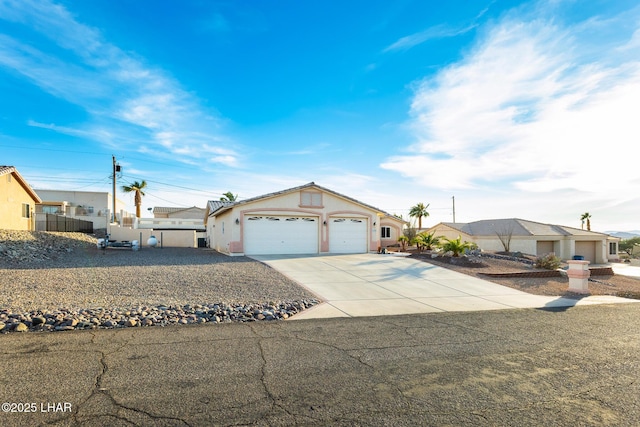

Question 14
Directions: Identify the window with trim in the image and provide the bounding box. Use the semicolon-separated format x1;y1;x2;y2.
300;191;322;207
21;203;30;218
381;226;391;239
609;242;617;255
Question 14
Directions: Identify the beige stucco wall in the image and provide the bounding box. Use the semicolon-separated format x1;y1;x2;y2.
208;188;405;255
427;223;612;262
0;173;38;230
169;208;205;219
380;218;404;248
107;226;197;248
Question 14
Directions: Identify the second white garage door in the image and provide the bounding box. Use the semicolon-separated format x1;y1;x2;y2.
243;216;319;255
329;218;367;253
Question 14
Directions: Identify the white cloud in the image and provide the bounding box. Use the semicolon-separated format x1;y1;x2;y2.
382;15;640;198
384;23;476;53
0;0;239;168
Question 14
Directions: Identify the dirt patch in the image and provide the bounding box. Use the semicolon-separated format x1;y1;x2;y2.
410;253;640;299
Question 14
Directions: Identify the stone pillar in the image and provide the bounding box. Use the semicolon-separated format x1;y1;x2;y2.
567;260;590;293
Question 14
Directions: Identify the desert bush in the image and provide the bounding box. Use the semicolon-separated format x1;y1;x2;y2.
534;253;562;270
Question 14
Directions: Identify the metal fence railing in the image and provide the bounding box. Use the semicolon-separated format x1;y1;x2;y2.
35;213;94;233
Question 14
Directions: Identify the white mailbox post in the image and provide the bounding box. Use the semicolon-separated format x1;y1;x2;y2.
567;260;590;293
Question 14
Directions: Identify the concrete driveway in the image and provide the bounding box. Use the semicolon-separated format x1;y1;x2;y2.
253;253;637;318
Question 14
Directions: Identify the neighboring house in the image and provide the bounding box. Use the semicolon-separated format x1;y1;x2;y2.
153;206;206;220
0;166;42;231
205;182;406;256
135;206;206;233
426;218;620;264
34;189;127;234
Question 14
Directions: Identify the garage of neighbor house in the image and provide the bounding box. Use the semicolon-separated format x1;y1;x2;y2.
204;182;405;256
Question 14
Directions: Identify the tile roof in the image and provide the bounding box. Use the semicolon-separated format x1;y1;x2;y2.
438;218;611;237
206;182;405;222
0;165;42;203
153;206;204;214
0;165;17;176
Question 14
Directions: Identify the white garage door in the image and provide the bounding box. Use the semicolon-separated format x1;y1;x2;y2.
329;218;367;253
243;216;318;255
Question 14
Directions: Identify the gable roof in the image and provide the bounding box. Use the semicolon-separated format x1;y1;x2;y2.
153;206;204;214
0;166;42;203
437;218;612;238
206;182;405;222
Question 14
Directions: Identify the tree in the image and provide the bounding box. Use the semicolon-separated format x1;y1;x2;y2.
121;180;147;218
414;232;440;252
220;191;238;202
619;237;640;258
409;202;430;229
439;235;473;257
403;227;418;246
495;224;515;253
580;212;592;231
397;235;409;252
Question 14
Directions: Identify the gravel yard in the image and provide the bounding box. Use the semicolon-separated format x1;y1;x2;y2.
411;252;640;299
0;231;318;332
1;247;317;312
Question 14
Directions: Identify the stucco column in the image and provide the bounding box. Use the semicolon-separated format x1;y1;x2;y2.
567;260;590;293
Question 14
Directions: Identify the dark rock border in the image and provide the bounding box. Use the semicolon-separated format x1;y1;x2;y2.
0;299;319;334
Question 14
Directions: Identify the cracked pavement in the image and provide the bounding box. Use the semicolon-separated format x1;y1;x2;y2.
2;304;640;426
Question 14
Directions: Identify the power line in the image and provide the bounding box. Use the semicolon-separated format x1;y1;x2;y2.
120;174;227;197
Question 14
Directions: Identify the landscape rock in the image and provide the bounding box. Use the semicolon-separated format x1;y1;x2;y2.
14;322;29;332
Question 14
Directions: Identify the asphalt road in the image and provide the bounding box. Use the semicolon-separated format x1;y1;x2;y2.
1;304;640;426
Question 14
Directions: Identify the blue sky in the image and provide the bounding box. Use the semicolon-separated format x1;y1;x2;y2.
1;0;639;231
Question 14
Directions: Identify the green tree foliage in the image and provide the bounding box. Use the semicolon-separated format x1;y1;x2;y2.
220;191;238;202
409;202;430;229
580;212;592;231
619;237;640;257
439;235;473;257
397;235;409;252
414;232;440;252
121;180;147;218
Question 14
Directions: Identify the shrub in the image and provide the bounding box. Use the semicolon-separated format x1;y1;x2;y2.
534;253;562;270
439;235;474;257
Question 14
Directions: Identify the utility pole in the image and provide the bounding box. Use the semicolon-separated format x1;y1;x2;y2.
112;156;117;223
111;156;121;223
452;196;456;223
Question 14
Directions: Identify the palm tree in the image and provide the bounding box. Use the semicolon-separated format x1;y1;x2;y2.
121;180;147;218
397;235;409;252
409;202;430;229
415;232;440;252
440;235;473;257
580;212;592;231
220;191;238;202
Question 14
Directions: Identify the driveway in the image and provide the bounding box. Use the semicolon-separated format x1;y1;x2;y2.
253;253;637;318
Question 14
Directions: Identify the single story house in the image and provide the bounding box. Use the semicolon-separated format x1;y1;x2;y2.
153;206;206;219
426;218;620;264
0;166;42;231
205;182;406;256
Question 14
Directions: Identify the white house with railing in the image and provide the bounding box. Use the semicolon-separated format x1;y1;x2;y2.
35;189;132;234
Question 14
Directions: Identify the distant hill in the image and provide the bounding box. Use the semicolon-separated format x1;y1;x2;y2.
606;231;640;239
